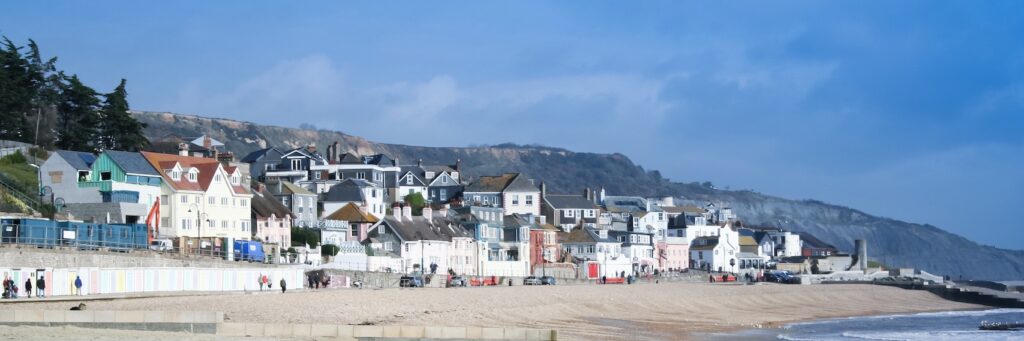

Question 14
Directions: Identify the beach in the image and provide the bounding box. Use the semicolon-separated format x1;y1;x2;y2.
3;282;982;340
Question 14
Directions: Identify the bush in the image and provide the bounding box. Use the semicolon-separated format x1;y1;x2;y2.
290;227;320;248
0;150;28;165
404;192;425;216
321;244;339;257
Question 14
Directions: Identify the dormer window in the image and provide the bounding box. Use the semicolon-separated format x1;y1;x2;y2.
187;169;198;182
169;170;181;181
291;159;302;170
441;176;448;184
231;174;240;185
425;172;435;179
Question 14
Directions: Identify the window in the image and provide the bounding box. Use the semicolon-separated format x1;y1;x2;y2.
441;176;448;184
241;199;248;207
76;171;88;182
356;172;365;179
100;171;111;180
282;197;289;206
473;195;480;202
525;195;533;205
291;159;302;170
512;195;519;206
314;172;321;180
187;170;197;182
180;195;187;203
440;189;447;199
371;189;377;198
221;197;228;205
585;210;595;218
231;174;240;185
425;172;435;179
565;210;574;218
658;213;665;221
161;195;168;203
406;176;413;185
214;174;222;183
208;196;215;205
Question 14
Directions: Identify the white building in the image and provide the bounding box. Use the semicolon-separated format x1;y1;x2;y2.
322;179;386;219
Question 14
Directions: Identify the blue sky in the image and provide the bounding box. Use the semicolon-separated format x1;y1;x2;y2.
2;1;1022;249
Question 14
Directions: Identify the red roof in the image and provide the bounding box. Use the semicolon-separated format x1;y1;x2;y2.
141;152;249;195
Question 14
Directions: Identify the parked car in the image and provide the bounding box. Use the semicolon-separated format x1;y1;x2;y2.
448;276;468;287
400;275;424;288
523;276;542;285
149;238;174;251
540;276;557;285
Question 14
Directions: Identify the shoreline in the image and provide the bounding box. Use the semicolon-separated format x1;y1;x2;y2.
2;282;984;340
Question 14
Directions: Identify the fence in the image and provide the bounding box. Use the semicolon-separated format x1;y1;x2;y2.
1;220;148;251
0;266;307;298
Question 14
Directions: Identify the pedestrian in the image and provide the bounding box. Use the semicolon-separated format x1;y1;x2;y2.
601;275;607;284
36;276;45;298
262;274;269;290
74;275;83;296
280;278;286;293
314;274;320;289
258;274;265;291
2;277;9;299
24;278;32;299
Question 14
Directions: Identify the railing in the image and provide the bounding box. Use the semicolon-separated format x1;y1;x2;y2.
0;171;43;211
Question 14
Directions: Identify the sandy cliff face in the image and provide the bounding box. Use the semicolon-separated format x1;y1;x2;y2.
133;111;1024;280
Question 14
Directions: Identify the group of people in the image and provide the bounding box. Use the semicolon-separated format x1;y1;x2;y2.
2;275;46;299
306;272;330;289
257;274;288;293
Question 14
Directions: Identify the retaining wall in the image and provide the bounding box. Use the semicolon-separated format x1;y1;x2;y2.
0;266;306;297
0;245;278;269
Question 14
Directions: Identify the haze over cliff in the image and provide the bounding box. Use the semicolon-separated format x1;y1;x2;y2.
134;111;1024;280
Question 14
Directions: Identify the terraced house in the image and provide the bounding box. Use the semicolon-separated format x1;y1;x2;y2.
142;152;253;240
463;173;540;216
42;150;163;224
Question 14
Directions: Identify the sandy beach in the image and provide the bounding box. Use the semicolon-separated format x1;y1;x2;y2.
3;281;982;340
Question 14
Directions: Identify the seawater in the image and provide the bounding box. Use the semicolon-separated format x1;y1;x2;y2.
702;309;1024;340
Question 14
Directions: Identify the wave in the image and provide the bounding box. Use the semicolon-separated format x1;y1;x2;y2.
784;308;1024;328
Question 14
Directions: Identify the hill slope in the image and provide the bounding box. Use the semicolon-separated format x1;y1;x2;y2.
133;111;1024;280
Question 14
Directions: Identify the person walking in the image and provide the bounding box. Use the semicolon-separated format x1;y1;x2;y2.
2;277;9;299
74;275;83;296
24;278;32;299
36;276;45;298
280;277;286;293
258;274;265;291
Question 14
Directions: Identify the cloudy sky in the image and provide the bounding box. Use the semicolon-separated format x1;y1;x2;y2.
2;1;1022;248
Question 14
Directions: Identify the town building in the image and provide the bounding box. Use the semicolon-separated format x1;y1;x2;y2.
463;173;540;216
322;202;379;242
249;182;293;247
266;180;318;228
540;185;600;231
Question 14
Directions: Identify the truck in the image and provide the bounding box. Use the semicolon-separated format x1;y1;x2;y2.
233;240;266;262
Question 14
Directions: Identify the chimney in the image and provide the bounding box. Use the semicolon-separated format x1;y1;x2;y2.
255;182;266;193
202;135;213;149
306;144;317;154
584;187;591;201
403;205;412;220
417;159;422;167
645;200;652;212
422;206;433;218
540;182;547;199
391;203;402;222
455;159;461;171
394;157;400;167
439;204;449;217
275;179;283;194
178;143;189;156
599;187;606;204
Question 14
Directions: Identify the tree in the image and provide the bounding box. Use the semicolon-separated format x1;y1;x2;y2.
98;79;148;151
404;192;426;216
55;74;101;152
0;37;33;141
321;244;339;257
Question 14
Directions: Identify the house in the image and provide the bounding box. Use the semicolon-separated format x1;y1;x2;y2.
689;225;740;273
39;150;98;203
395;166;429;201
249;182;293;247
239;147;284;182
322;202;379;242
560;226;632;279
660;236;690;271
463;173;540;216
601;194;668;241
363;205;475;275
45;150;163;225
322;179;385;219
540;185;600;231
142;151;254;240
310;146;400;201
266;180;318;228
263;146;328;190
800;232;838;257
766;230;803;257
421;161;462;204
609;229;656;275
662;205;708;228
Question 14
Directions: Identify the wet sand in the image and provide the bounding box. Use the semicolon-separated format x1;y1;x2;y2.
4;282;982;340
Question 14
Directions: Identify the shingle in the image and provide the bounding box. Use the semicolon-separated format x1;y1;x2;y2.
104;150;159;175
56;150;96;171
545;195;598;209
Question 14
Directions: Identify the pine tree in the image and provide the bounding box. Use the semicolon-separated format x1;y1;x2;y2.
0;38;33;142
56;74;101;152
25;39;61;148
98;79;148;151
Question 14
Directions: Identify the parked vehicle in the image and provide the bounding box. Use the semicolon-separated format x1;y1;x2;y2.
540;276;557;285
448;276;468;287
523;276;541;285
233;240;265;262
400;275;424;288
149;238;174;251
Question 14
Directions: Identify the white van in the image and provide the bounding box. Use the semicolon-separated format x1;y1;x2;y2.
149;239;174;251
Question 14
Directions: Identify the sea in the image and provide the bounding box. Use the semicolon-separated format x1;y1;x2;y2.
701;309;1024;340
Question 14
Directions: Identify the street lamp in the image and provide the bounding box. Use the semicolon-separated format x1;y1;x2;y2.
188;204;207;255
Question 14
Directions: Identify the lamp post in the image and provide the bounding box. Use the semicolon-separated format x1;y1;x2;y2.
188;204;207;255
27;164;41;204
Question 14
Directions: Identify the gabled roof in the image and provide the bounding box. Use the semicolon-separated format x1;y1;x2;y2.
54;150;97;171
465;173;536;193
399;166;427;186
104;150;159;176
141;152;248;194
739;236;758;246
561;227;617;244
338;153;362;164
422;165;456;174
324;202;379;223
324;179;375;202
251;185;294;219
240;148;283;163
545;195;599;209
603;196;664;213
362;154;395;166
691;237;720;250
799;232;837;250
280;181;315;196
380;215;471;242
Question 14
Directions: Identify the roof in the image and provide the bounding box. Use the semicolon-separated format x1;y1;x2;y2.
399;166;427;185
55;150;96;171
465;173;536;193
362;154;395;166
240;148;283;163
251;185;294;219
324;202;379;223
338;153;362;164
141;151;249;195
280;181;315;196
739;236;758;246
799;232;838;250
603;196;664;213
561;227;617;244
323;179;374;202
104;150;159;176
691;237;720;250
544;195;599;209
380;215;471;242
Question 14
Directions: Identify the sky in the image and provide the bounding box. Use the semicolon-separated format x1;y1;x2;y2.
2;1;1022;249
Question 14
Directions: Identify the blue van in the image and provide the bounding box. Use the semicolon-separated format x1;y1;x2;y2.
233;240;265;262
